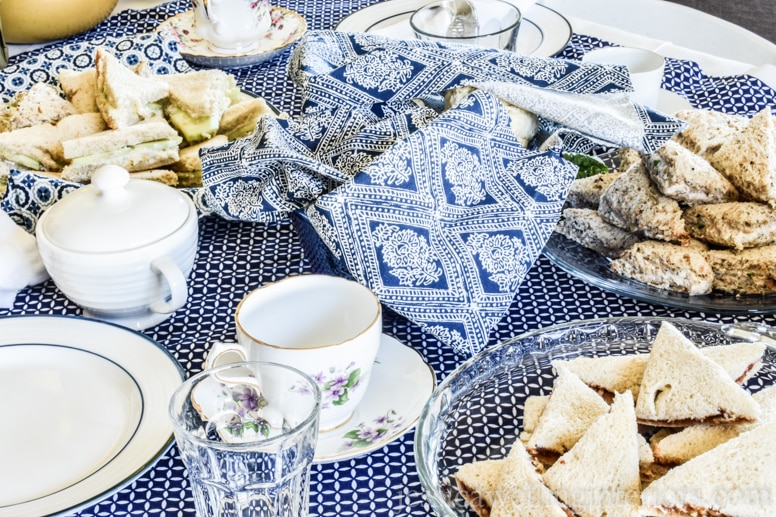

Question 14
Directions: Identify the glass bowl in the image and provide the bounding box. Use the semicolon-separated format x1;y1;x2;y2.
413;316;776;516
409;0;522;51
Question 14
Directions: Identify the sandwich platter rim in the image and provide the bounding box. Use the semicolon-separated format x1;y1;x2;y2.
156;6;307;69
413;316;776;516
544;232;776;315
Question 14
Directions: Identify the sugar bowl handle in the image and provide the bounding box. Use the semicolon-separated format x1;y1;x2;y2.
149;255;188;314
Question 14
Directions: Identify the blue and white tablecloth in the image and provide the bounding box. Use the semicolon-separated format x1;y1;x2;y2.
2;0;776;515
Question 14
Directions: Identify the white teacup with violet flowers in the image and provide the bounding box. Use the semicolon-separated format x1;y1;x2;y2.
206;274;383;432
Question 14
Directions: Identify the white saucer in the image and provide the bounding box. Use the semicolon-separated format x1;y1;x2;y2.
657;88;692;114
313;334;436;464
157;7;307;69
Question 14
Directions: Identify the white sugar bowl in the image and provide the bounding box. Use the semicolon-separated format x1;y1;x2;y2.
35;165;198;330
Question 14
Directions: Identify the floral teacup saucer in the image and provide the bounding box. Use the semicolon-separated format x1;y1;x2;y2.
313;335;435;464
157;7;307;69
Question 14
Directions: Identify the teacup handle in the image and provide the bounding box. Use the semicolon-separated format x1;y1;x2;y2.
205;341;250;370
149;255;188;314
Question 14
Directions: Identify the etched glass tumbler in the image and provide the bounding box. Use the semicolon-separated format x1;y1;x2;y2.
169;362;321;517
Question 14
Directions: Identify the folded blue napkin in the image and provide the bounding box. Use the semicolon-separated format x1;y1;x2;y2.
198;30;683;355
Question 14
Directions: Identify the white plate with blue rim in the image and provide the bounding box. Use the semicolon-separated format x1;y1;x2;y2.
336;0;573;57
0;315;184;517
313;334;436;463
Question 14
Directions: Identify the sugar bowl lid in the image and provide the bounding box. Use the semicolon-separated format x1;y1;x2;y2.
38;165;193;253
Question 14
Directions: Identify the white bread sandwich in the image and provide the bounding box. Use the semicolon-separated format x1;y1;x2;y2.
651;384;776;465
50;112;109;163
640;421;776;517
0;111;108;171
560;341;765;402
217;96;278;141
94;48;169;129
525;365;610;461
634;322;760;427
543;391;642;517
453;458;507;517
159;69;238;144
0;122;61;170
560;353;649;400
703;342;765;384
171;135;228;188
60;118;182;182
490;440;572;517
520;394;550;442
58;68;99;114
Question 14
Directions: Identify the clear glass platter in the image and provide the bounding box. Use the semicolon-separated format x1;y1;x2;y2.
414;316;776;516
544;232;776;314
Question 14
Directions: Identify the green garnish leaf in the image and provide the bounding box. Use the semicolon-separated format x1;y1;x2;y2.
563;152;609;179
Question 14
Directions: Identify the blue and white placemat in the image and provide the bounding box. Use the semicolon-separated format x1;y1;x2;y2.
2;1;776;517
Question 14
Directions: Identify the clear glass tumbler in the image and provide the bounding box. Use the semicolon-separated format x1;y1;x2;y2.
169;362;321;517
409;0;522;51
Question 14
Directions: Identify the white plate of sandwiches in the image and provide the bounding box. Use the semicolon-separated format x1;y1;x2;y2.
415;317;776;517
546;106;776;314
0;40;283;193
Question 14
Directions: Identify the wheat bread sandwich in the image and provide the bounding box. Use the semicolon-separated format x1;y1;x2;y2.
646;139;739;206
610;240;714;295
543;391;642;517
640;421;776;517
565;172;624;210
2;82;78;131
555;207;642;259
490;440;573;517
673;108;748;160
704;244;776;294
651;384;776;466
684;202;776;250
58;68;99;114
635;322;760;427
128;168;179;186
218;96;278;141
60;117;182;182
598;160;690;245
709;107;776;207
557;341;764;402
159;69;239;144
94;48;169;129
525;365;610;462
453;458;507;517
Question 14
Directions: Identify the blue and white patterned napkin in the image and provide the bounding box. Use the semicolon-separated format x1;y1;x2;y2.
199;30;683;355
